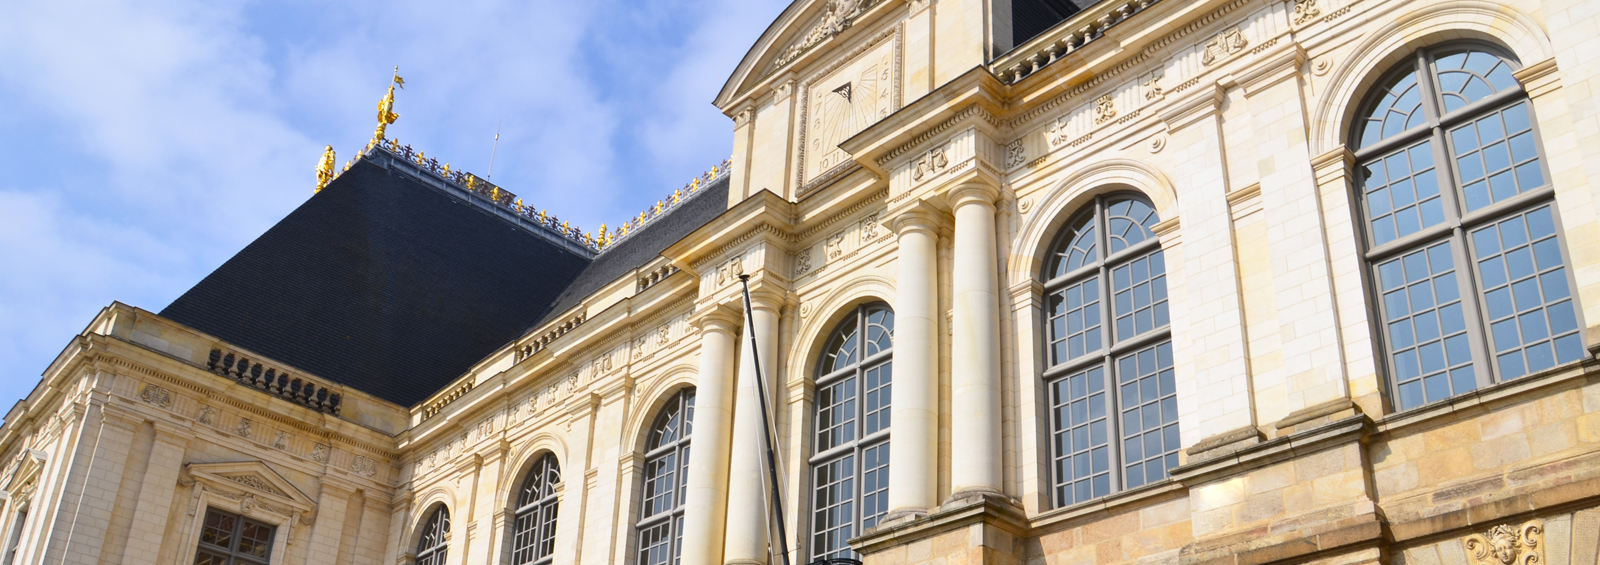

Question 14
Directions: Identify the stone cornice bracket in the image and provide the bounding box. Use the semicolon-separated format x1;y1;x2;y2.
1235;41;1307;96
1513;57;1561;98
1158;82;1226;132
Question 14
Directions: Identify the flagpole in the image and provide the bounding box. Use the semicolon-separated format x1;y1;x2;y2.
739;274;792;565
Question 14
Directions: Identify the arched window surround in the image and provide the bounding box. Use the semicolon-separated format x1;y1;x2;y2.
1349;41;1585;412
509;453;560;565
1038;192;1180;510
634;387;694;565
807;302;894;562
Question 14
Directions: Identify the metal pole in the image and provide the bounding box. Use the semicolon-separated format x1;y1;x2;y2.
739;274;792;565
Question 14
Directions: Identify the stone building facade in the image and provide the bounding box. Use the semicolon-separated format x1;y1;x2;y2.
5;0;1600;563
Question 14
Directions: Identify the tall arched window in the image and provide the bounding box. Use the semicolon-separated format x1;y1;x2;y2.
1042;194;1178;508
415;506;450;565
510;454;560;565
637;388;694;565
1353;44;1582;411
810;303;893;560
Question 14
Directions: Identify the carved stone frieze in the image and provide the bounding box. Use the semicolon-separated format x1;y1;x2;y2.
716;255;746;285
795;248;813;276
826;233;846;259
225;474;287;498
311;443;330;463
775;0;874;68
197;405;215;425
273;431;289;450
1464;521;1543;565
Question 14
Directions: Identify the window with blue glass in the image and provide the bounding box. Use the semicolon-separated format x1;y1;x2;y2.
810;304;893;561
1042;194;1178;509
1354;44;1583;412
510;453;560;565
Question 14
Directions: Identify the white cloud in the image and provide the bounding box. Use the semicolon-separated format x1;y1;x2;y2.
0;0;788;405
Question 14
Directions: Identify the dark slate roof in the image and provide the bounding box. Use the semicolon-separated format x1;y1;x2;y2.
535;174;731;328
161;158;593;406
1013;0;1085;46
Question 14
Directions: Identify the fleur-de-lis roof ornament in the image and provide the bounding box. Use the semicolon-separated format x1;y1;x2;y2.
690;177;700;191
654;201;664;214
672;188;682;203
710;165;719;179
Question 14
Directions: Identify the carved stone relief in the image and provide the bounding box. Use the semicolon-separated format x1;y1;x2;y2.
912;144;949;181
861;214;880;241
235;419;253;439
1093;94;1118;124
795;248;813;276
197;405;215;425
1143;69;1165;100
225;474;287;498
311;443;329;463
351;456;378;478
1464;521;1543;565
139;384;172;408
273;431;289;450
1202;27;1248;66
716;255;745;285
1005;139;1026;169
656;325;671;346
826;233;846;259
1292;0;1321;25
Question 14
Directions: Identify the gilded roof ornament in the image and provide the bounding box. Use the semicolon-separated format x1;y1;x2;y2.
372;66;403;142
315;146;336;193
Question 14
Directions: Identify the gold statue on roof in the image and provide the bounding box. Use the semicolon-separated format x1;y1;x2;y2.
315;145;336;193
373;66;403;142
672;188;682;203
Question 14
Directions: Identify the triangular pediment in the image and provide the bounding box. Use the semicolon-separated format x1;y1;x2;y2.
185;461;314;510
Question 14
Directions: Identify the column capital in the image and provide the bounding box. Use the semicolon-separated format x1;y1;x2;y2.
889;200;947;237
690;303;742;335
947;181;1001;210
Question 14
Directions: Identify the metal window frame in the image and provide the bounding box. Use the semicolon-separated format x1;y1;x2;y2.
807;303;894;562
194;507;276;565
634;389;694;565
511;453;561;565
1349;42;1585;412
1039;192;1175;510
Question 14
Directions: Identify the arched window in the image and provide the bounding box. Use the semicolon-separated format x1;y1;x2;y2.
1353;44;1581;411
1042;194;1178;508
415;506;450;565
511;454;560;565
810;303;893;560
637;388;694;565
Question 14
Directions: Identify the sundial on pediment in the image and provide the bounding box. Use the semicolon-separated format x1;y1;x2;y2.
802;36;896;184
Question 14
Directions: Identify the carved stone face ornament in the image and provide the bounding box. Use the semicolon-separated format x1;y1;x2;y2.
1464;520;1543;565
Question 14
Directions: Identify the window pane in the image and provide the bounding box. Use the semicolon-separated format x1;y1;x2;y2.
864;363;892;435
1361;140;1442;246
1358;67;1424;148
1112;250;1169;341
1117;342;1179;488
1376;242;1475;410
1451;103;1542;211
1105;197;1159;254
860;443;891;529
1435;50;1517;113
1472;207;1583;379
815;377;858;452
1052;214;1098;277
811;456;856;560
1049;367;1112;507
1049;278;1102;364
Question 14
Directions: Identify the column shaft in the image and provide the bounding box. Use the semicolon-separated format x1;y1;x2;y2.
724;301;780;565
680;313;739;565
948;184;1004;497
887;215;940;516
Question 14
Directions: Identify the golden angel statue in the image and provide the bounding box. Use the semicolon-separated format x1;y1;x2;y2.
315;145;336;192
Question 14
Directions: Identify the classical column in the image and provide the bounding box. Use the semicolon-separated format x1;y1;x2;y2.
948;181;1005;499
723;290;781;565
680;307;740;565
887;206;941;517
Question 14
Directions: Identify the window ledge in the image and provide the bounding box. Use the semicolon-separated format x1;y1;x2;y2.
1376;357;1599;436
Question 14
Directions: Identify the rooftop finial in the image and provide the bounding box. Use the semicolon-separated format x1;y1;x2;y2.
315;145;336;193
373;67;403;142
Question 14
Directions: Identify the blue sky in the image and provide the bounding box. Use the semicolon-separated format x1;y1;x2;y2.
0;0;789;406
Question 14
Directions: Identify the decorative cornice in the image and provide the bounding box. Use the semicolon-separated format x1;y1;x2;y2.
876;105;999;167
799;188;889;240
